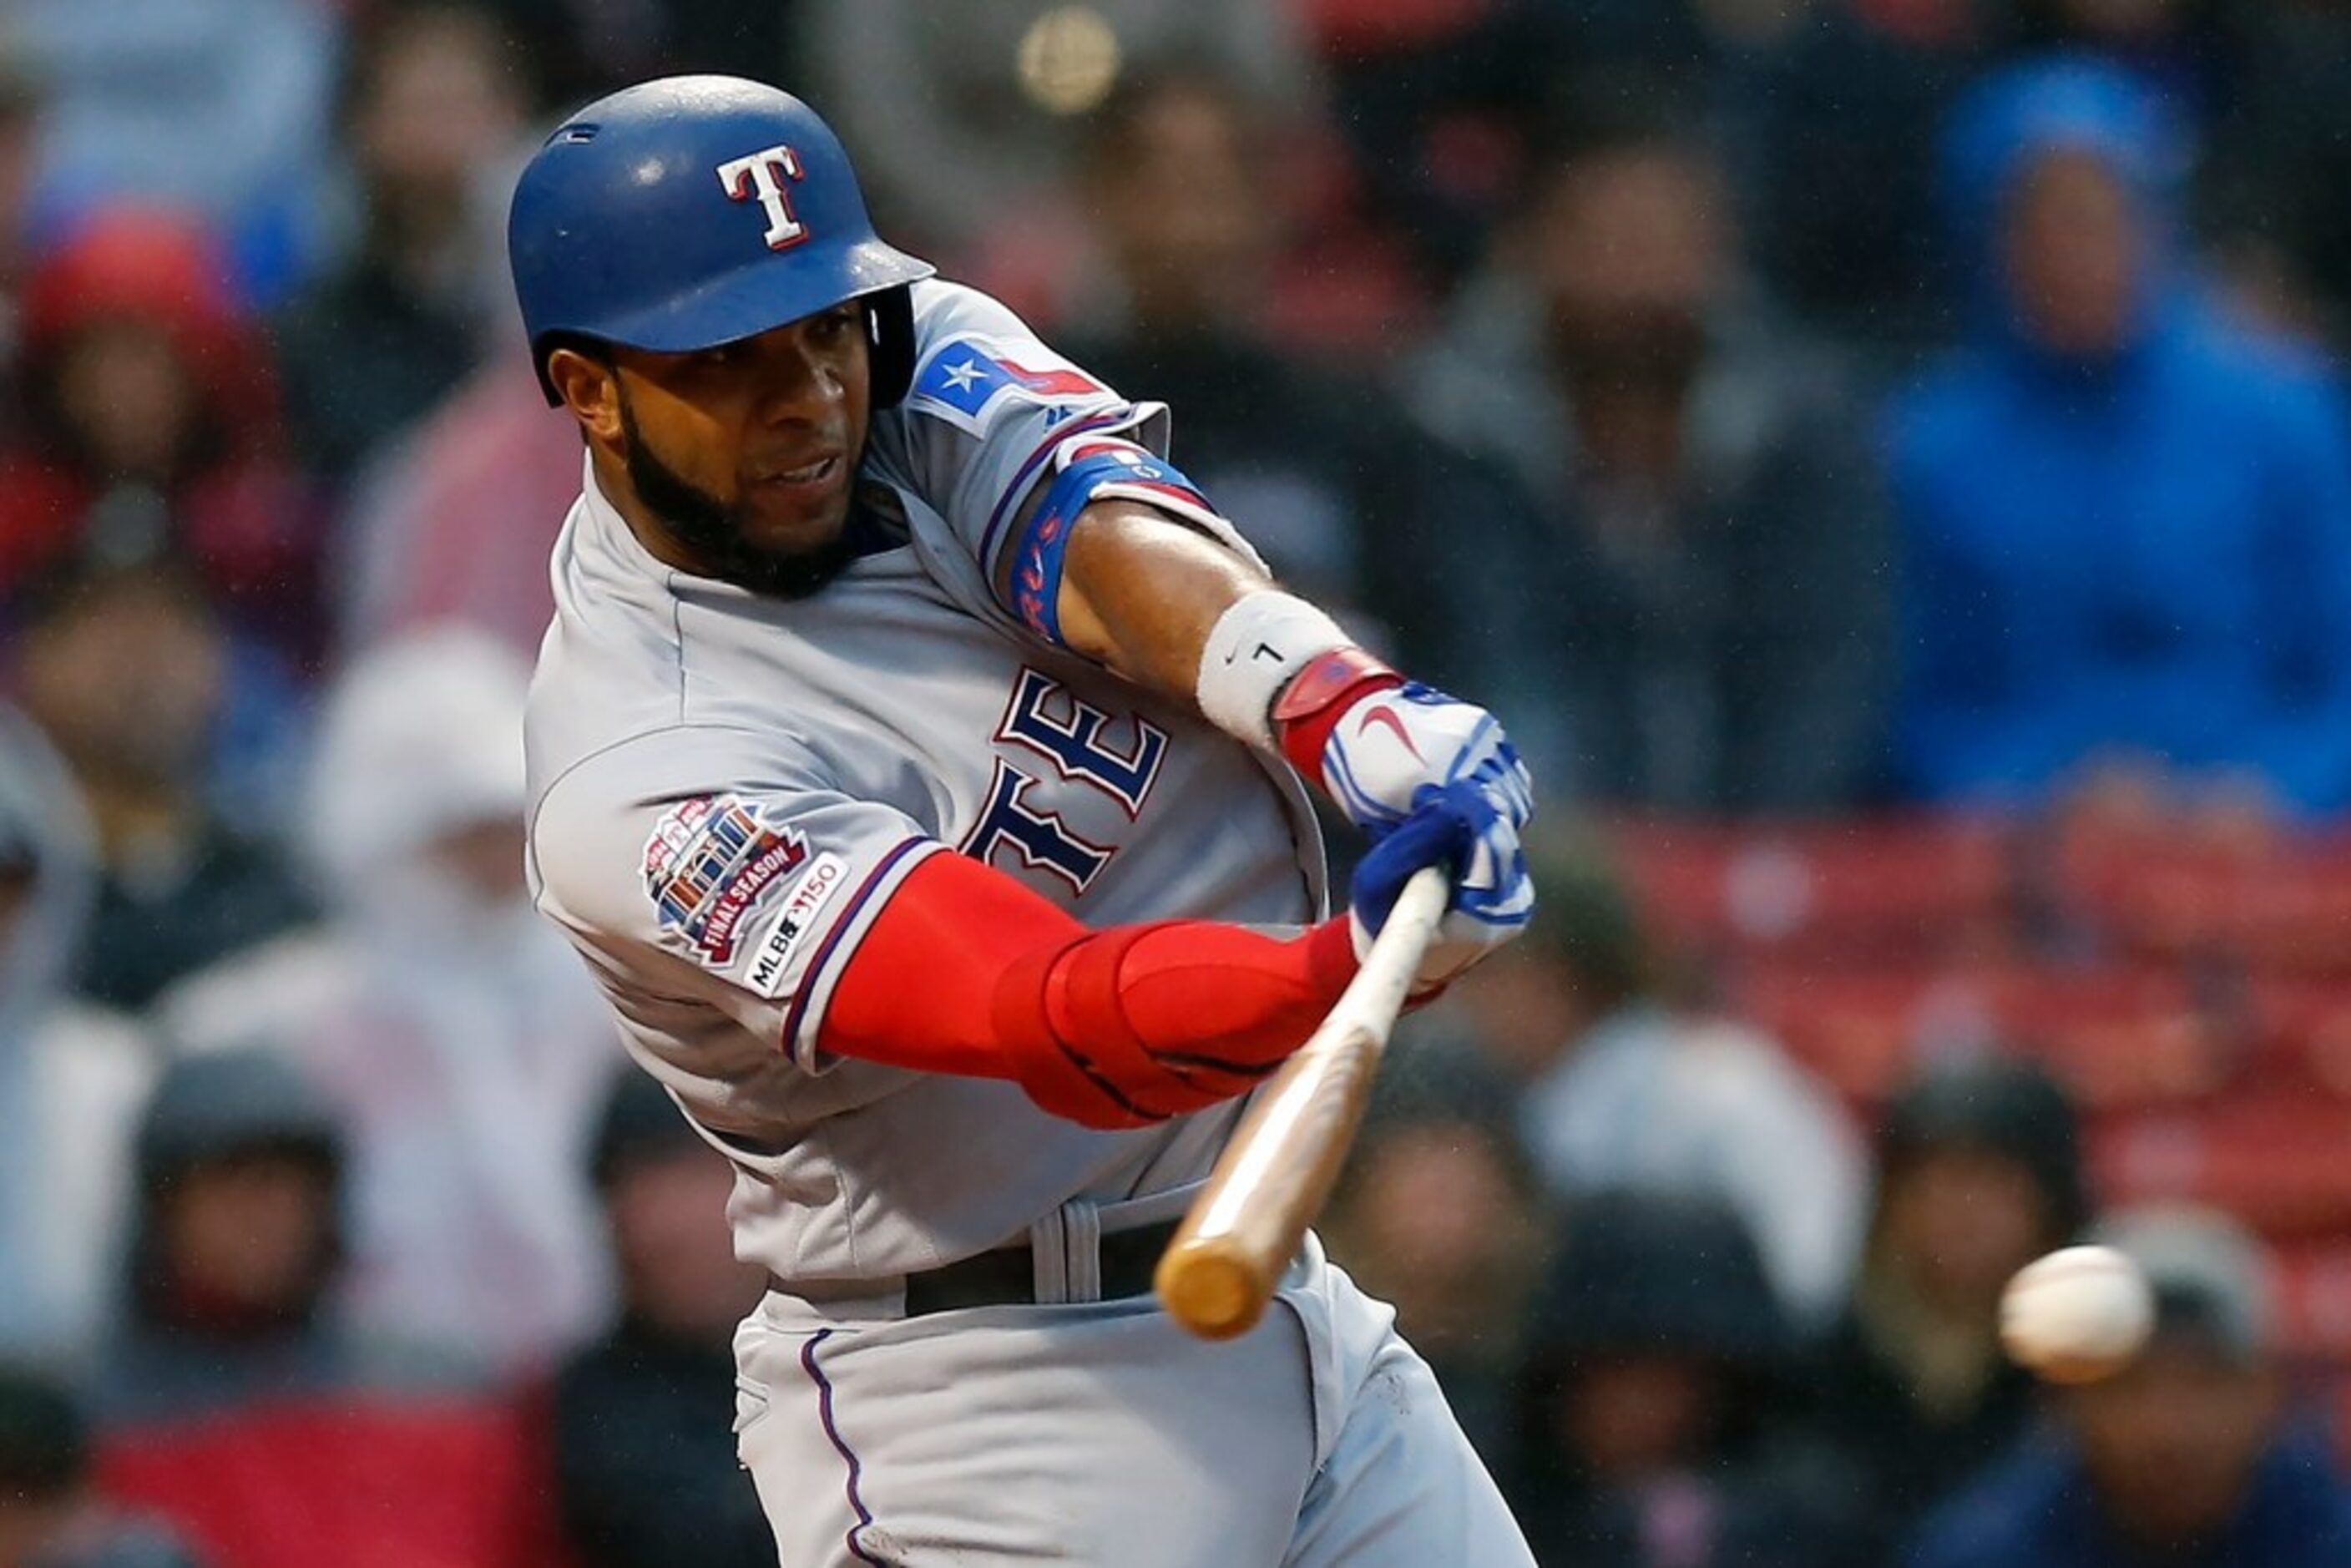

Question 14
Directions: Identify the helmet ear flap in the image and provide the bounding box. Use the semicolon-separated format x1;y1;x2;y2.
866;286;918;408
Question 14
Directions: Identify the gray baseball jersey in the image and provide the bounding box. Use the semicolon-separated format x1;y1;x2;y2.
524;279;1327;1287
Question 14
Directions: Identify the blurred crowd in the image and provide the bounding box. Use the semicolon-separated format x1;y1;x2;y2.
3;1;2351;1565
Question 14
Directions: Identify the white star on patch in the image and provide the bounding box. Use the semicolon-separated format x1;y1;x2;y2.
940;359;986;392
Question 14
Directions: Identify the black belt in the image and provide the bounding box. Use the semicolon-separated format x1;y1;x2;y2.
777;1217;1182;1317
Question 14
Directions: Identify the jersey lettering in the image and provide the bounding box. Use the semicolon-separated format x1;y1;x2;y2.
963;671;1169;893
994;666;1167;817
715;143;809;250
964;759;1114;893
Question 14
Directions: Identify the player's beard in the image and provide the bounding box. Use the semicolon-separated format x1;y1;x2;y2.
615;389;860;600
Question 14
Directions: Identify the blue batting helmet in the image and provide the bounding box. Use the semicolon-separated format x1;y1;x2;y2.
508;75;935;407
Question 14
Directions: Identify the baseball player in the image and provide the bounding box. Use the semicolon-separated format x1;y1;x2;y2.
513;76;1538;1566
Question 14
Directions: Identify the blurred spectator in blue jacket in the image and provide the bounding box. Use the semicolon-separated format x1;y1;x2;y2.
1889;55;2351;815
1401;81;1894;812
1913;1205;2351;1567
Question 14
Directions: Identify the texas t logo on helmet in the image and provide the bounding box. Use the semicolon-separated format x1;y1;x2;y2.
715;144;810;251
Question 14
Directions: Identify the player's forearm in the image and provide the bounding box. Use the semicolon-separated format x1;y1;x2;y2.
1052;501;1400;785
818;850;1357;1129
1055;498;1272;695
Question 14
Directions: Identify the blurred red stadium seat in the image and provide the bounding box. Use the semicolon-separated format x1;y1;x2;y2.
2057;828;2351;978
1736;962;2227;1108
2244;978;2351;1095
1734;965;1980;1101
1607;814;2013;968
2272;1240;2351;1365
2094;1098;2351;1240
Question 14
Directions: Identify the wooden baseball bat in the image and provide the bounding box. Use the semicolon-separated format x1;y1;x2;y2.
1155;864;1452;1339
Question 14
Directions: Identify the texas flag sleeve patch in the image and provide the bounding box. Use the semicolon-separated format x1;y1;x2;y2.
908;336;1114;438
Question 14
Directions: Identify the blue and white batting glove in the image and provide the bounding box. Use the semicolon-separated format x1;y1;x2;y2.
1267;648;1535;984
1270;650;1533;842
1348;780;1534;990
1323;682;1533;837
1272;651;1534;837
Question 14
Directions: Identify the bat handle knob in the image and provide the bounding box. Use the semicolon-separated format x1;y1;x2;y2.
1155;1240;1270;1340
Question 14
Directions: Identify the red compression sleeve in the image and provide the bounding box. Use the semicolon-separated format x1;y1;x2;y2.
819;852;1358;1129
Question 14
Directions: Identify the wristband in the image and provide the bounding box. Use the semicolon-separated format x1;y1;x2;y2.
1195;589;1352;751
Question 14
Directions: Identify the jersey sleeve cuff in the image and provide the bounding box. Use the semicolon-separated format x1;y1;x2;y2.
780;837;946;1070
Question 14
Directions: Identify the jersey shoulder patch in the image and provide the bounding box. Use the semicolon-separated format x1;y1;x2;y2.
641;793;847;994
906;333;1113;439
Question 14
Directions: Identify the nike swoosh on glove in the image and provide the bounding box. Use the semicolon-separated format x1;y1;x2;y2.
1347;778;1535;991
1319;683;1535;844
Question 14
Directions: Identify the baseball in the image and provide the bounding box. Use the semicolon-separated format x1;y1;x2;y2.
2000;1245;2156;1383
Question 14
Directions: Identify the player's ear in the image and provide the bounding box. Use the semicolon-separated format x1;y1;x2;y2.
547;346;622;442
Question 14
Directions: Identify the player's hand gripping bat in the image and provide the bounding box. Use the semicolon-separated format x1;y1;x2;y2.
1155;864;1452;1339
